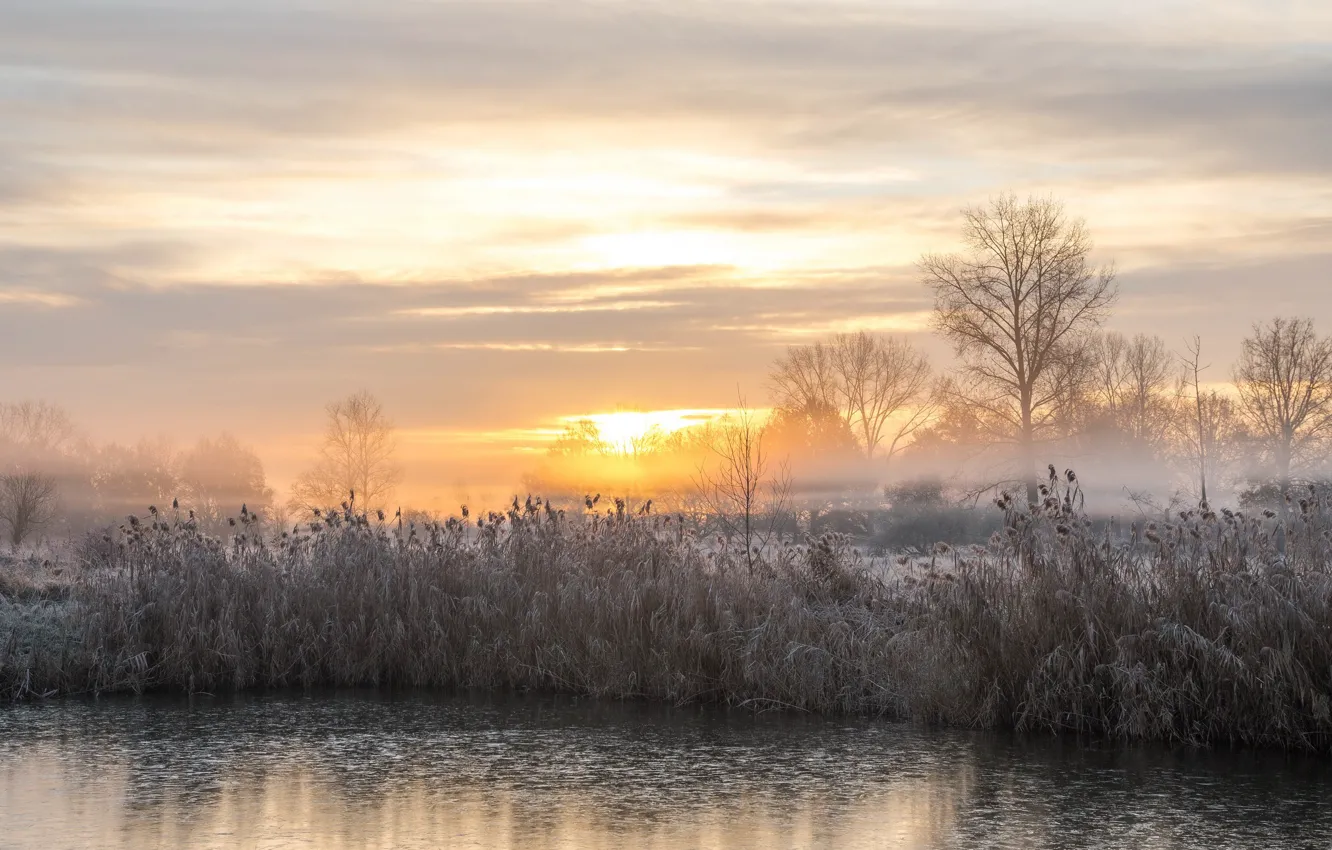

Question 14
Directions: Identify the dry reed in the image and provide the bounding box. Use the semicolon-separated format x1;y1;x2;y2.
4;478;1332;751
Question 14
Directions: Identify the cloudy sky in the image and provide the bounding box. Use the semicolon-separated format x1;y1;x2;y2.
2;0;1330;499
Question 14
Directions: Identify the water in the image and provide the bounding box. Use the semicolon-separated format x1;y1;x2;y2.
1;691;1329;849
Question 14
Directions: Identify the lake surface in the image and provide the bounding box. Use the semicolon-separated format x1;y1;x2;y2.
1;691;1330;849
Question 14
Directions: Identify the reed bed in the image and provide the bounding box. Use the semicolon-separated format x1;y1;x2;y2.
4;476;1332;751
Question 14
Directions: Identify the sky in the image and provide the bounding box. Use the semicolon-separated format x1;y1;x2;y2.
1;0;1330;502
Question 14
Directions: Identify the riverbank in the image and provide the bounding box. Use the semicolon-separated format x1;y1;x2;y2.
4;491;1332;751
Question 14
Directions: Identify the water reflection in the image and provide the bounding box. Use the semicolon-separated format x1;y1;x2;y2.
1;691;1329;849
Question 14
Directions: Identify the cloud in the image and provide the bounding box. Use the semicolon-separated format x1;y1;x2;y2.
0;289;83;308
396;300;683;318
0;0;1329;489
3;1;1327;173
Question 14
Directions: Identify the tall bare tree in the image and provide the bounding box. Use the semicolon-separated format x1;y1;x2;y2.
770;332;934;462
290;391;402;514
921;194;1117;502
1233;317;1332;495
0;471;58;548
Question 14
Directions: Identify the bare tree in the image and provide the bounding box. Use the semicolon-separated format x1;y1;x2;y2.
921;194;1117;502
831;331;935;461
178;433;275;527
770;332;935;462
0;472;58;548
1122;334;1176;447
693;400;792;575
1233;317;1332;495
548;419;611;457
769;341;839;414
1169;383;1243;504
1090;331;1130;422
1177;336;1212;503
290;391;402;514
0;401;78;455
1091;332;1175;449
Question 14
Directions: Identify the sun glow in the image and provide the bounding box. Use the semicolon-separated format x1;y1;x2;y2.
562;408;733;454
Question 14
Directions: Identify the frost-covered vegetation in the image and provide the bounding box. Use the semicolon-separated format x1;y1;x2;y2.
4;471;1332;752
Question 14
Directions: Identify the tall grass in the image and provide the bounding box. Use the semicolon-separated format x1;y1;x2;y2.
4;476;1332;751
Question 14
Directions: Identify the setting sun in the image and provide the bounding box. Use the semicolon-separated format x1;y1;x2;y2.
561;408;736;454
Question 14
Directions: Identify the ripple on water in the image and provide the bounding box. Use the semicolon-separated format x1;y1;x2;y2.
2;691;1331;850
